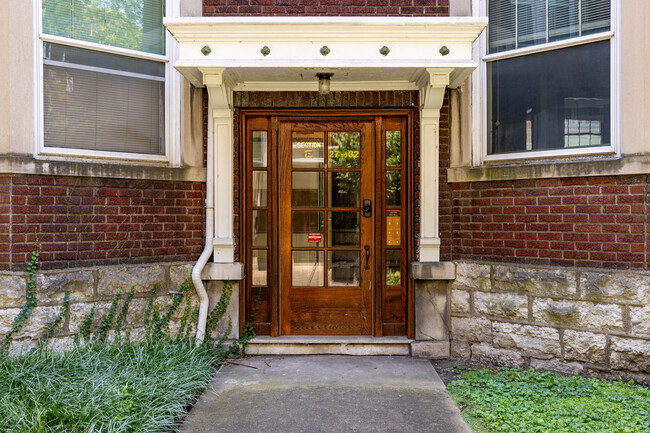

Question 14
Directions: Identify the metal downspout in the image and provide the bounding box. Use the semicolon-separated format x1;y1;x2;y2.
192;127;214;345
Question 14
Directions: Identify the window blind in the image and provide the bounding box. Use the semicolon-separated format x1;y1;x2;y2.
43;42;164;155
488;0;611;54
42;0;165;55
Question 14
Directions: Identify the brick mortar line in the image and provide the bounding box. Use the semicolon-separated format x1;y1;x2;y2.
452;288;645;307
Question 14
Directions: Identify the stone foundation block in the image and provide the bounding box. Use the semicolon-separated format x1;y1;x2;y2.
97;264;166;296
450;340;471;359
493;265;576;296
0;275;26;306
563;330;607;364
415;281;448;340
170;264;194;291
530;358;583;375
493;322;561;359
475;291;528;319
11;306;62;339
411;341;449;358
580;272;649;303
450;316;492;343
69;302;110;334
207;281;240;339
610;337;650;373
470;343;525;366
450;289;470;313
451;262;490;291
630;305;650;336
533;299;623;331
37;270;94;303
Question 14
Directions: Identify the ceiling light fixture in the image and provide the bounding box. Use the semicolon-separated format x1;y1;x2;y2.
317;73;334;95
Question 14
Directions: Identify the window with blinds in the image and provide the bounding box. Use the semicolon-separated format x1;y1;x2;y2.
41;0;166;156
488;0;611;54
485;0;613;156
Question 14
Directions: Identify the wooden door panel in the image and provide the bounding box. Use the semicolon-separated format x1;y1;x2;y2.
280;120;373;335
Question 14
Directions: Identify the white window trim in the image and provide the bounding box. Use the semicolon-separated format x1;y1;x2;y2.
33;0;182;165
471;0;621;166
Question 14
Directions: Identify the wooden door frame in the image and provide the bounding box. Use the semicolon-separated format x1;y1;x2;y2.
240;108;415;338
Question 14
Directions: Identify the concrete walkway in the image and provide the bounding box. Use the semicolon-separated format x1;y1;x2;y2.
180;355;472;433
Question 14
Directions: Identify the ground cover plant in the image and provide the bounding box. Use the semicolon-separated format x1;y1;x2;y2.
0;241;256;432
447;366;650;433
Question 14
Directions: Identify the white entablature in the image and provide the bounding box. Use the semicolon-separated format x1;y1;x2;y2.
165;17;486;265
165;17;486;90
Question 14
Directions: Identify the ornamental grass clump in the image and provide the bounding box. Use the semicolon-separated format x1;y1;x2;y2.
0;341;222;433
448;366;650;433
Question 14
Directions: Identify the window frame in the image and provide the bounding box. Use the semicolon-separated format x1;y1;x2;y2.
34;0;181;165
471;0;620;166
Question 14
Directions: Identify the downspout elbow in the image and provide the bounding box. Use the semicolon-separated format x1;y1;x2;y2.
192;223;212;344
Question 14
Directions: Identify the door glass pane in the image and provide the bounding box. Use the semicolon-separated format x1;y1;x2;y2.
252;210;267;246
328;212;360;247
386;210;401;246
252;171;267;207
328;251;360;287
292;211;324;247
386;131;401;167
329;132;360;168
328;172;360;208
292;251;324;287
252;131;267;167
386;249;401;286
386;171;401;207
292;172;324;207
292;132;324;168
252;250;267;286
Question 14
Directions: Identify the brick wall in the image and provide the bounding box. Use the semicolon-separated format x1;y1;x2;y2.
448;176;649;270
204;0;449;16
1;175;205;271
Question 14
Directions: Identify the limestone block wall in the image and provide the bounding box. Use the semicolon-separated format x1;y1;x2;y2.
450;261;650;384
0;262;235;352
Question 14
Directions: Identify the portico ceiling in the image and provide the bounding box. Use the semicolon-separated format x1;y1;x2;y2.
164;17;487;90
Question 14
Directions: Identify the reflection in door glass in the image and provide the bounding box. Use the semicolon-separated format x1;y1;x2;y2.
386;131;401;167
328;251;360;287
329;132;361;168
252;250;267;286
252;171;267;207
292;132;324;168
386;170;401;206
252;210;267;246
386;249;401;286
292;172;324;207
292;211;324;247
252;131;267;167
328;211;360;247
292;251;324;287
328;172;360;208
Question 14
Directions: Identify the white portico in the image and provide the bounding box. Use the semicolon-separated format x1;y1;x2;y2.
165;17;486;348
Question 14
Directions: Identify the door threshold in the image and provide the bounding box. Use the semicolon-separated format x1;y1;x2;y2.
246;335;413;356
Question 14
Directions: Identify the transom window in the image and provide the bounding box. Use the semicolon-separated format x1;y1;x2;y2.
485;0;613;156
40;0;169;157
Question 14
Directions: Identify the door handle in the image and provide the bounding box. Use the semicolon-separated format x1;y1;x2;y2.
363;199;371;217
364;244;370;269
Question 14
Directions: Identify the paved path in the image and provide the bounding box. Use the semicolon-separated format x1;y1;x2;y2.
180;355;472;433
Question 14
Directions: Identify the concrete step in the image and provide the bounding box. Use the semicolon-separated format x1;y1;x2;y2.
245;336;420;356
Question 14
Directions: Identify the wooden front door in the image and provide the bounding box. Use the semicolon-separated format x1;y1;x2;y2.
244;113;410;338
279;121;373;335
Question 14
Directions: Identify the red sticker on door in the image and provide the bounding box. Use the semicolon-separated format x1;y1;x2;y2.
308;233;322;243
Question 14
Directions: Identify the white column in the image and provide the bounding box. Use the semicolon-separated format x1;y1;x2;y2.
418;68;451;262
203;69;235;262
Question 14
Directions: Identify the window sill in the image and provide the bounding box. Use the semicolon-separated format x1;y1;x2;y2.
447;154;650;183
0;155;206;182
